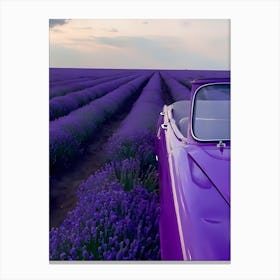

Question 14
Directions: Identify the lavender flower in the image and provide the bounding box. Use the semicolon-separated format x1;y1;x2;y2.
50;75;138;120
160;72;191;101
50;72;138;99
109;72;164;140
50;75;150;173
50;166;160;260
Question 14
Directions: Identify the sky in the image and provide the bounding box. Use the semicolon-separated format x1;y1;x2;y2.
49;19;230;70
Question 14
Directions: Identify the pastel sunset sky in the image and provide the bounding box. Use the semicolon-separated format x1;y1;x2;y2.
49;19;230;70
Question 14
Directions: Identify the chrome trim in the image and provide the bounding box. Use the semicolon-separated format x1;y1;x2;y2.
217;140;226;148
190;82;230;142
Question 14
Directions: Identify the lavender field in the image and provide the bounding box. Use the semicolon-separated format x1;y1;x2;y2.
49;68;230;261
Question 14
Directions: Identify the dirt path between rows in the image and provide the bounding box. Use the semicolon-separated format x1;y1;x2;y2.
49;108;133;229
159;75;175;106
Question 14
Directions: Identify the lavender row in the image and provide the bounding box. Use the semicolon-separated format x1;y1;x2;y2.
49;68;137;83
50;72;138;99
104;73;163;183
49;68;94;82
110;72;164;141
105;132;159;195
50;157;160;260
50;74;150;173
160;71;191;101
50;77;95;88
161;69;230;81
50;74;139;121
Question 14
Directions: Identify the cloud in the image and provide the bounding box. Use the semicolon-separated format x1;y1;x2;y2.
49;19;70;28
50;38;228;70
50;19;230;70
63;34;228;69
90;35;176;49
86;35;208;68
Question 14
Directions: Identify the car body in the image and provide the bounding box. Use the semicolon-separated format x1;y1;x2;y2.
156;77;230;261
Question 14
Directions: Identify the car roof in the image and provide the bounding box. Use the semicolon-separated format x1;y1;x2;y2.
191;77;230;85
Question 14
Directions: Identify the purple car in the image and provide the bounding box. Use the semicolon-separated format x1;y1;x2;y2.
156;77;230;261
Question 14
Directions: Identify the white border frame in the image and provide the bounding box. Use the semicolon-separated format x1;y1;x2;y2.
1;1;279;280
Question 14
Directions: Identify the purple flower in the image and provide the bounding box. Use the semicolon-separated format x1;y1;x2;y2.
50;75;150;173
160;72;191;101
50;162;160;260
50;75;138;120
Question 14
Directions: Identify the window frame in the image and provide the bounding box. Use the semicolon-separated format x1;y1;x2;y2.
190;82;231;142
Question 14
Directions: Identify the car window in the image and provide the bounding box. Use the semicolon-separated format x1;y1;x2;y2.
192;83;230;141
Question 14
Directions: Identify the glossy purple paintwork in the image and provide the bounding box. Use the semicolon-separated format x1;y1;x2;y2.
156;77;230;261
